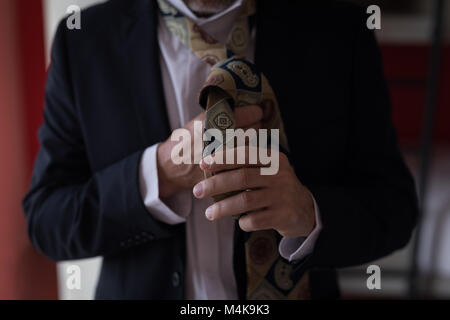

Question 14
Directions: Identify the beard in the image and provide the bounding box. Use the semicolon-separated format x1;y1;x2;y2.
183;0;238;16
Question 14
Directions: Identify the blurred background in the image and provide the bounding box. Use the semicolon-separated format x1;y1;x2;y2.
0;0;449;300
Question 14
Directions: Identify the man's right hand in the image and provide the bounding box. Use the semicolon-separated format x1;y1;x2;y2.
157;105;263;199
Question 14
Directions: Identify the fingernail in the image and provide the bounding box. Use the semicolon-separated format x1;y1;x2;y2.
201;157;212;169
205;207;214;220
193;184;203;198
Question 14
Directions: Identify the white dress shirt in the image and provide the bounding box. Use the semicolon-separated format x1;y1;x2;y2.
139;0;322;299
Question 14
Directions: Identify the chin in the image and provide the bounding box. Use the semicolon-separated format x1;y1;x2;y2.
184;0;237;15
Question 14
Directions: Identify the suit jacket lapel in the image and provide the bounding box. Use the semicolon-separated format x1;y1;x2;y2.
121;0;171;148
255;0;282;79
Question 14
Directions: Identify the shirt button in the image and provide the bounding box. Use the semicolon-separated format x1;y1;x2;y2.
172;272;180;287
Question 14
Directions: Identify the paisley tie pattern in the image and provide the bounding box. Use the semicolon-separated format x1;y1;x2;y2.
157;0;309;300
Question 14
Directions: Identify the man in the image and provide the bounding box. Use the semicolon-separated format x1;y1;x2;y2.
23;0;418;299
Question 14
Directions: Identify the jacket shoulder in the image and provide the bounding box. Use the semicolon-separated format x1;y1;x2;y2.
300;0;369;31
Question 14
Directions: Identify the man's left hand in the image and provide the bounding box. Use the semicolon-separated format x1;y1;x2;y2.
193;147;316;238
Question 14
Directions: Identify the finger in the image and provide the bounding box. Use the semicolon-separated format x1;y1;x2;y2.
204;189;271;221
200;145;273;173
193;168;268;199
192;111;206;122
235;105;263;128
186;112;205;133
243;122;262;131
238;209;274;232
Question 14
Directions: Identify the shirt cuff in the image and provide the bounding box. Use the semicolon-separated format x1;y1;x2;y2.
278;194;322;262
139;144;192;225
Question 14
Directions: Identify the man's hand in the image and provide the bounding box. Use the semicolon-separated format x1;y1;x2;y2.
193;147;316;238
157;105;263;198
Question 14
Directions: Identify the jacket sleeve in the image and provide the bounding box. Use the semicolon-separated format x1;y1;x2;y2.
22;21;181;262
305;19;419;269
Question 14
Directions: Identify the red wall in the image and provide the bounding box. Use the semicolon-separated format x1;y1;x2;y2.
0;0;57;299
381;45;450;146
16;1;48;166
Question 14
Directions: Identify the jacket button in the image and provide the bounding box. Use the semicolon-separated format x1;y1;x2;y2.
142;231;155;240
172;272;180;287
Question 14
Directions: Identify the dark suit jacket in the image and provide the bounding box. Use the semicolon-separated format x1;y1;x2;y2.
23;0;418;299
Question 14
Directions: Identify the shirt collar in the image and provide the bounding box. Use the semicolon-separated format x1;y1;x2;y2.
165;0;245;42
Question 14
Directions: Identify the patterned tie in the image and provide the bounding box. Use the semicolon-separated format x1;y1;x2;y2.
157;0;309;300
